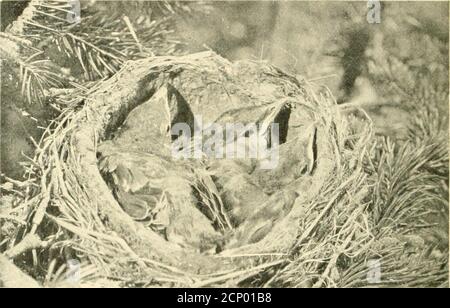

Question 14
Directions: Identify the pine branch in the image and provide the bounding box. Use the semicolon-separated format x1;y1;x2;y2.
19;52;64;103
366;138;447;236
0;34;64;104
366;27;448;107
7;0;73;35
339;241;448;288
1;0;194;104
6;1;188;81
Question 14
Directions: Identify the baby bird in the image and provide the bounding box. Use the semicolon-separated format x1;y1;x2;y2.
161;176;223;252
226;189;299;248
111;84;195;157
110;86;172;156
98;144;221;252
207;159;300;249
97;84;220;252
253;124;317;194
213;100;292;147
207;160;268;227
98;143;172;220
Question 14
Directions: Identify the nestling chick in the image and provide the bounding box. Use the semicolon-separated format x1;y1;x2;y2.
226;189;298;248
111;86;172;156
98;143;176;220
213;100;292;147
161;176;222;252
253;124;317;194
98;145;221;252
207;159;268;227
111;84;195;157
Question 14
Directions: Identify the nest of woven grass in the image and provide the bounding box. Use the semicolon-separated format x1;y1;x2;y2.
1;51;447;288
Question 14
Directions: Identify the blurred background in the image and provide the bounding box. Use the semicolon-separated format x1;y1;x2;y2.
178;1;448;96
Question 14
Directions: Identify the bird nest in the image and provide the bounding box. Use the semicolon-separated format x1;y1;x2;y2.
4;51;375;287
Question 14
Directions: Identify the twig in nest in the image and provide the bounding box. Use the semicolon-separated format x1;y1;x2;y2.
5;234;48;259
